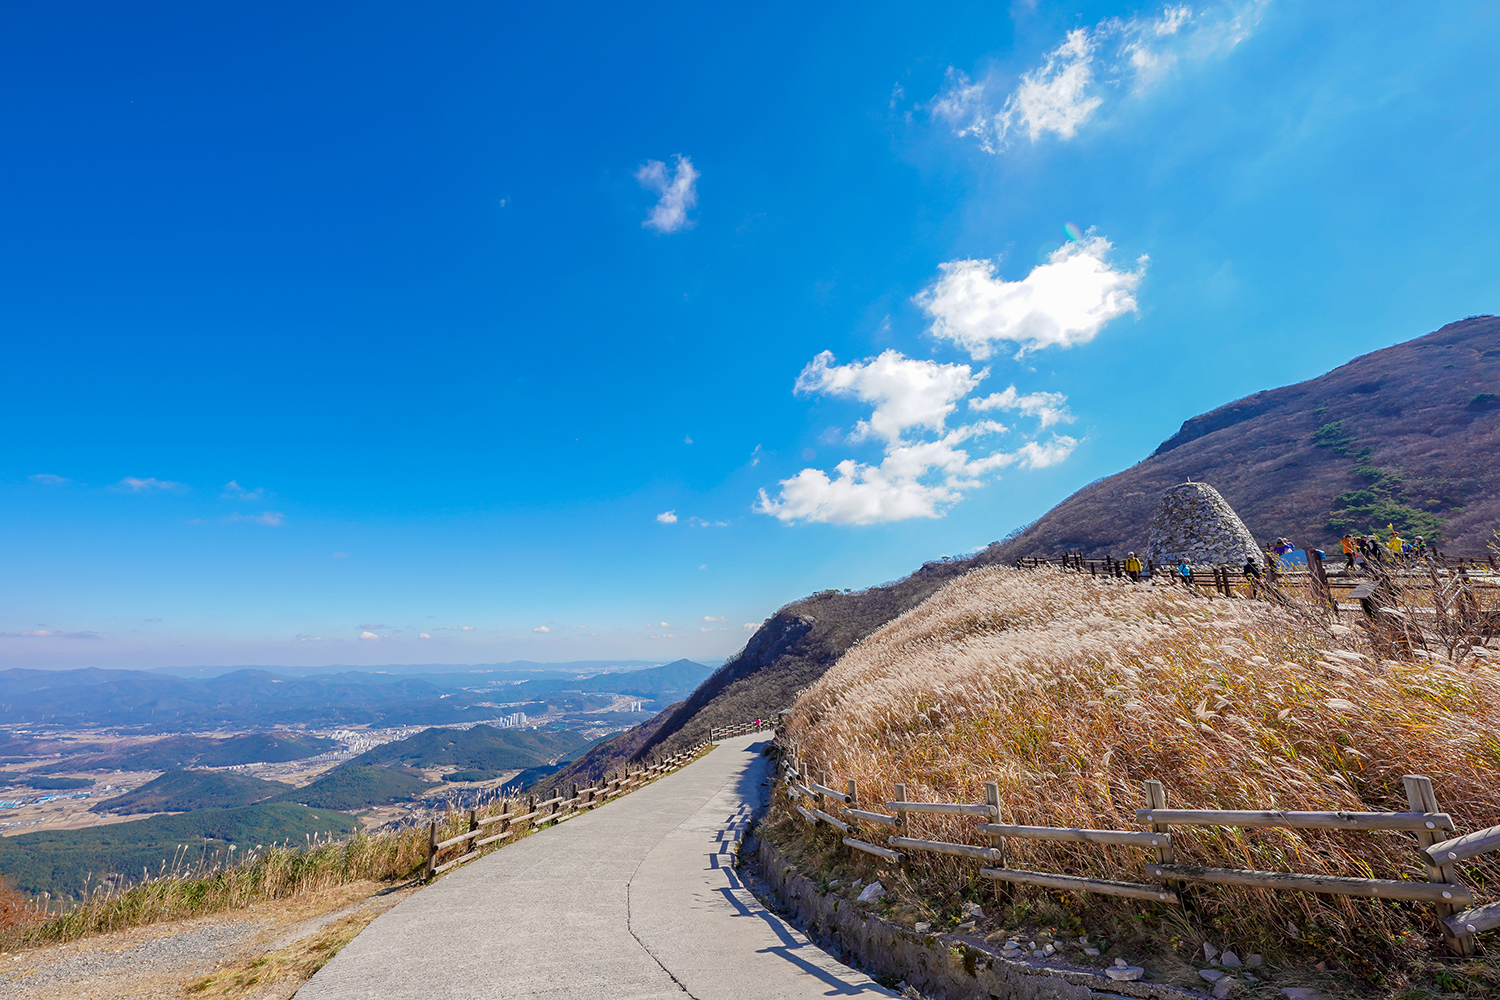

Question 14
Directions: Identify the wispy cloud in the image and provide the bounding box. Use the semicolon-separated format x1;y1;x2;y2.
29;473;68;485
656;510;678;524
117;476;185;492
702;615;727;622
222;480;266;501
1;628;99;639
533;626;551;633
916;236;1146;359
933;2;1266;153
688;517;729;527
226;511;285;526
637;155;699;234
969;385;1074;428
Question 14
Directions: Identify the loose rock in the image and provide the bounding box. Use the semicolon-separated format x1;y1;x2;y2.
856;881;885;903
1203;942;1220;962
1221;951;1241;968
1200;969;1226;983
914;922;931;934
1106;965;1146;982
1212;979;1236;998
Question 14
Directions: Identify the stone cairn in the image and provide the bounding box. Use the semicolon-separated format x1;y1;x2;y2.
1145;481;1262;568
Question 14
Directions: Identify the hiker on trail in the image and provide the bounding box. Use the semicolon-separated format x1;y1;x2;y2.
1387;529;1405;562
1413;536;1427;560
1178;561;1193;587
1125;552;1143;583
1341;533;1356;571
1243;558;1261;580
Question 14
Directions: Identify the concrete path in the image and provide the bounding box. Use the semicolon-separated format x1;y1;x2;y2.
296;734;895;999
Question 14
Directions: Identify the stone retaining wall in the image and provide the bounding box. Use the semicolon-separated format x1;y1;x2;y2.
752;832;1194;1000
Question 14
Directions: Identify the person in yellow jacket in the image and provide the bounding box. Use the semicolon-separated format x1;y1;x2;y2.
1125;552;1143;583
1386;528;1405;560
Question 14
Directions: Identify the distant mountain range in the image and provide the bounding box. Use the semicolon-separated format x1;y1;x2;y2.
0;659;713;731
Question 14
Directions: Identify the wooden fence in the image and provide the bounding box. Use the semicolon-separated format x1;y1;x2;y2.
709;720;773;740
423;742;710;879
421;720;772;879
777;752;1500;957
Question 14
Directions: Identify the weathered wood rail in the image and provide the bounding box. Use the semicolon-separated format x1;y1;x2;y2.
709;719;773;740
421;720;773;879
777;754;1500;956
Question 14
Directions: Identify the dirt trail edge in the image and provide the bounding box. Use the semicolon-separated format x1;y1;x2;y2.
295;734;894;1000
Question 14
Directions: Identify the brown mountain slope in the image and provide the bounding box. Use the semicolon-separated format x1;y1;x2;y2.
536;316;1500;793
533;560;986;791
995;315;1500;560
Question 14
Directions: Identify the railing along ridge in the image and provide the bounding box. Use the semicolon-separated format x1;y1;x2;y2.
422;720;772;879
777;753;1500;957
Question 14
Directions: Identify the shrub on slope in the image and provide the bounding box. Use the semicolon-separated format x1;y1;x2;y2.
783;566;1500;970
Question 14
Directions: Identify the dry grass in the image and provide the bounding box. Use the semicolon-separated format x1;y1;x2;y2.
780;566;1500;986
185;908;379;999
0;813;470;953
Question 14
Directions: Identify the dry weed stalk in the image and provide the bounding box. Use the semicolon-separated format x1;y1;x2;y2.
783;566;1500;963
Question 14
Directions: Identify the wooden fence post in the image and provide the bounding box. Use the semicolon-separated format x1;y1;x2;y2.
1142;780;1179;897
892;782;907;831
1404;775;1473;956
984;781;1010;902
846;778;857;809
424;820;438;882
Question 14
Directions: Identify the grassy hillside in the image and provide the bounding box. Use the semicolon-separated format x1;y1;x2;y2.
93;770;291;814
0;803;359;898
270;764;436;811
776;566;1500;983
993;315;1500;561
347;724;588;771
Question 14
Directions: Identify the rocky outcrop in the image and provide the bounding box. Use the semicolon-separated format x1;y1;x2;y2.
1145;482;1263;568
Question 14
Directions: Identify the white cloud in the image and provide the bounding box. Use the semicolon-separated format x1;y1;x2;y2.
30;473;68;485
969;386;1074;428
916;237;1145;359
533;626;551;633
702;616;726;622
461;625;475;631
656;510;678;524
758;343;1089;525
688;517;729;527
794;350;982;443
742;623;759;631
637;155;699;234
419;632;432;639
933;2;1266;153
222;480;265;501
118;476;184;492
358;631;380;640
659;621;670;627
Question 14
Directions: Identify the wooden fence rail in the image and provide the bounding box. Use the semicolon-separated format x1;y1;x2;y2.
421;728;758;881
776;748;1500;957
709;719;774;740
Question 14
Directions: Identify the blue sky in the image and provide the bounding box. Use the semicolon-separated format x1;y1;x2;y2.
3;1;1498;670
